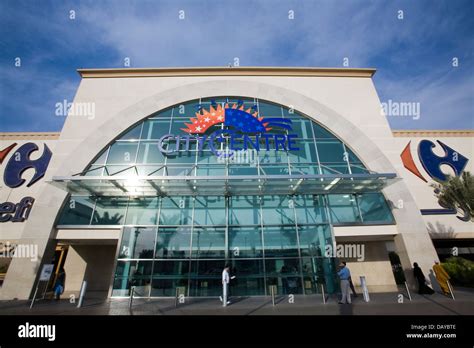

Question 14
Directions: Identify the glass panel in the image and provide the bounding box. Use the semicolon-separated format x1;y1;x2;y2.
294;195;327;224
350;164;370;174
265;258;302;295
259;165;289;175
83;165;104;176
104;165;137;176
141;119;171;140
321;164;350;174
155;226;192;259
316;141;346;163
228;226;263;258
151;107;173;119
137;142;166;164
229;196;260;225
159;197;192;225
261;196;295;225
193;196;226;226
191;227;226;259
165;151;196;164
257;102;282;118
151;260;190;296
89;150;108;166
298;225;329;257
313;124;337;139
106;142;138;165
196;165;226;176
117;124;142;140
113;260;152;296
57;196;95;225
125;198;159;225
189;260;224;296
290;120;313;139
357;193;394;223
327;194;362;223
346;147;362;164
229;259;265;296
258;149;288;164
91;197;127;225
118;227;156;259
228;166;258;176
301;257;338;294
288;141;317;164
263;226;299;257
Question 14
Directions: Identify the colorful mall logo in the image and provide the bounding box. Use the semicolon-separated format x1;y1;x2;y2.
400;140;469;219
157;102;299;157
0;142;52;223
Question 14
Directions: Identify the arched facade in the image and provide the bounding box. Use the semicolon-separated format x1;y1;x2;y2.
0;74;439;300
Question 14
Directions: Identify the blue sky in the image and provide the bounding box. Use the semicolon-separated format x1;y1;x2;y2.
1;0;473;132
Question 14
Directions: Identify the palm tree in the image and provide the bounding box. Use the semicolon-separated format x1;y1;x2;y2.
431;171;474;222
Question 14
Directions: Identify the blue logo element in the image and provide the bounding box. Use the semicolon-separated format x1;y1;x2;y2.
224;108;293;133
4;143;52;188
418;140;468;182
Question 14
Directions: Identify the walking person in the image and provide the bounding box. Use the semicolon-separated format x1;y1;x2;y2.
433;261;451;296
337;262;351;304
413;262;434;295
219;264;233;306
342;262;357;297
53;268;66;301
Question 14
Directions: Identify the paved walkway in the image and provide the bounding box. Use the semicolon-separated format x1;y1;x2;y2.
0;288;473;316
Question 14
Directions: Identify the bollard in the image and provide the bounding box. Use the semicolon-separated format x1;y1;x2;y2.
30;283;40;309
129;286;135;309
447;281;455;300
360;276;370;302
175;287;179;308
271;285;276;306
321;284;326;304
404;281;412;301
77;280;87;308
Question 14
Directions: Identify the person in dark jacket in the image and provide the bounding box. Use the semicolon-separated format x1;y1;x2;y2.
53;269;66;300
413;262;434;295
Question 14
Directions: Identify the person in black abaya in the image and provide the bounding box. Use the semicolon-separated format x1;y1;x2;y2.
413;262;435;295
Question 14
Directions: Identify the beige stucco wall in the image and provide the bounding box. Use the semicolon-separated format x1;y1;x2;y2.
340;241;398;292
63;244;117;296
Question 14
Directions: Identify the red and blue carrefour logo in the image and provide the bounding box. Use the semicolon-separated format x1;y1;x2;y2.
401;140;468;183
0;142;52;223
400;139;469;219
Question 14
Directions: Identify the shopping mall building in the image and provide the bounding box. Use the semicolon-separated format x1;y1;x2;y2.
0;67;472;300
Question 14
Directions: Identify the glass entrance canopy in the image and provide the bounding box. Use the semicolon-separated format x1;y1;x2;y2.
50;173;398;197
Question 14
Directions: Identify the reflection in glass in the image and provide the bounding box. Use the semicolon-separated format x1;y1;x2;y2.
125;198;159;225
58;196;95;225
92;197;127;225
228;226;263;258
327;194;361;223
191;227;226;259
263;226;299;257
155;227;191;259
119;227;156;259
